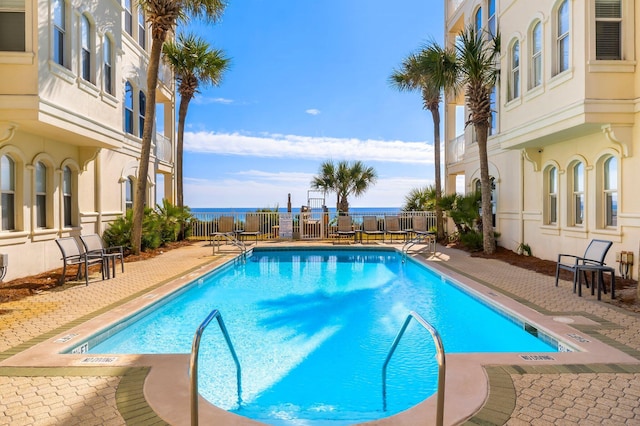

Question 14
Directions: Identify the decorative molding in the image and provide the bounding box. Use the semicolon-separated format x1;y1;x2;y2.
602;124;632;157
79;147;101;171
522;148;542;171
0;122;18;143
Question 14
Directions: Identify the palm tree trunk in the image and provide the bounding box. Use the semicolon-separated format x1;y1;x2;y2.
430;108;444;240
476;123;496;254
131;36;163;255
176;94;191;240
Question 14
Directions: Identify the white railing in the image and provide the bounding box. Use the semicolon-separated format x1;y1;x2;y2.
448;134;465;164
155;133;173;163
189;211;439;242
158;61;174;90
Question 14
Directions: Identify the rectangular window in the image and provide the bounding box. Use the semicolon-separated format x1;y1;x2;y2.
63;166;72;227
604;157;618;227
138;9;146;49
125;178;133;211
572;163;584;226
488;0;496;36
548;167;558;225
596;0;621;60
103;37;113;94
124;0;132;36
81;16;91;82
35;162;47;228
139;91;146;138
125;82;134;134
0;0;25;52
557;0;570;74
1;155;15;231
510;42;520;100
531;22;542;88
53;0;65;66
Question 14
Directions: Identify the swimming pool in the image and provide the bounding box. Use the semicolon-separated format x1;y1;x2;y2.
79;247;560;425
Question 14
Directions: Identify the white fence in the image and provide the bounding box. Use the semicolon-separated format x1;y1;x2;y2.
190;211;438;241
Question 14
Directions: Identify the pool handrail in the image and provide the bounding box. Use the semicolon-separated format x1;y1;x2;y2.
190;309;242;426
382;310;446;426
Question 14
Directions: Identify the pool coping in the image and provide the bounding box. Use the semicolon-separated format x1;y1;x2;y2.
1;245;639;425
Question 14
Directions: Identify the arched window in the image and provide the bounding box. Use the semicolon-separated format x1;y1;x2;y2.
103;35;113;95
125;177;134;211
531;21;542;88
475;7;482;32
1;155;15;231
35;162;48;228
138;8;146;49
488;0;496;36
570;161;584;226
556;0;570;74
80;15;92;82
63;166;73;227
509;40;520;100
603;156;618;227
124;82;134;134
124;0;132;36
52;0;67;67
546;166;558;225
138;91;146;138
474;177;497;227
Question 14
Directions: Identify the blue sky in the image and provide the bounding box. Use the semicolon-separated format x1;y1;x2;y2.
176;1;445;209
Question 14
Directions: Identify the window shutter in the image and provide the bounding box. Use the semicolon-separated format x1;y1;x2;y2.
595;0;621;60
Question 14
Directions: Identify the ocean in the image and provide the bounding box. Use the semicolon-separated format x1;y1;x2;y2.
190;207;401;220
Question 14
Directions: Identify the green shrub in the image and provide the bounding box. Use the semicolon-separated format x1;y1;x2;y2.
460;230;483;251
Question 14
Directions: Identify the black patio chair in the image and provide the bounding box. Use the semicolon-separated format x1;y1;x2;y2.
554;239;613;293
55;237;105;285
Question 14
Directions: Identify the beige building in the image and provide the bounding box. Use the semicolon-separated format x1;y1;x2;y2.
445;0;639;273
0;0;175;280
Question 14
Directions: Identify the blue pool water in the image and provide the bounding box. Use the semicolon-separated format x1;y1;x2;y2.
87;248;556;424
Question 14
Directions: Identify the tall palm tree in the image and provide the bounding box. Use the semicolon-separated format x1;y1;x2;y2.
163;33;230;239
390;42;459;241
131;0;227;254
311;160;377;214
456;25;500;254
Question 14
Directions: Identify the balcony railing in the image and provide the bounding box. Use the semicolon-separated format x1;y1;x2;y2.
155;133;173;163
448;134;465;164
190;211;439;242
158;62;174;90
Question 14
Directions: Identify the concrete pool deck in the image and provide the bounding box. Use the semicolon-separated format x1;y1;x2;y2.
0;241;639;425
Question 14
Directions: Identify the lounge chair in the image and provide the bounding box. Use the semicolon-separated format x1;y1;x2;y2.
55;237;105;286
211;216;237;252
408;215;436;253
384;215;407;243
239;214;261;245
79;234;125;279
361;216;383;243
554;239;613;294
335;215;357;243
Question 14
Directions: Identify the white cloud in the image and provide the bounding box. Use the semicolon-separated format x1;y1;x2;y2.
305;108;321;115
193;97;234;105
184;131;433;165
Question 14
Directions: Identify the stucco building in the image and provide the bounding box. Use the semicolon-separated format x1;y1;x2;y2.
445;0;639;274
0;0;175;280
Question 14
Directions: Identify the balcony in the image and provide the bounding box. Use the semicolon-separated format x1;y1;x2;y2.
448;134;465;164
155;133;173;163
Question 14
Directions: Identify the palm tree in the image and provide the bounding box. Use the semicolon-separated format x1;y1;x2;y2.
456;25;500;254
163;33;230;239
311;160;377;214
131;0;227;254
402;185;437;212
390;42;459;241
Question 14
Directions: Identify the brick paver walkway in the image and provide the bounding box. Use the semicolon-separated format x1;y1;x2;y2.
0;242;639;425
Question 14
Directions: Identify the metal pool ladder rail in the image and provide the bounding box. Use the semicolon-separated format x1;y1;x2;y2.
190;309;242;426
382;311;446;426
